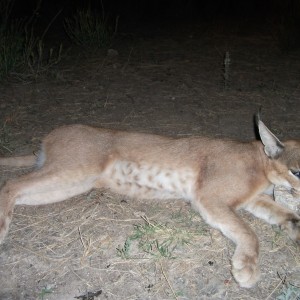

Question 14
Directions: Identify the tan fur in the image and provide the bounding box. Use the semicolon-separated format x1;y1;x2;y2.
0;119;299;288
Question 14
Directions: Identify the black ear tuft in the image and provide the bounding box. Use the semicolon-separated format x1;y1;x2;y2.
255;107;263;125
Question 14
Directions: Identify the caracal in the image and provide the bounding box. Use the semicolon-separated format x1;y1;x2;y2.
0;117;299;288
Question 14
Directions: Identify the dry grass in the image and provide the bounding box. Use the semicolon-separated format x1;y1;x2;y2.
1;184;299;299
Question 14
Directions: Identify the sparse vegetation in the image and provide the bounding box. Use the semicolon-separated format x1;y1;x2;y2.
64;7;112;49
0;23;24;78
0;0;62;80
38;287;53;300
24;30;63;77
117;214;207;259
116;237;132;259
275;7;300;51
276;283;300;300
0;1;24;79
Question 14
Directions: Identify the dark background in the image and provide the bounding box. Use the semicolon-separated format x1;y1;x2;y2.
9;0;300;29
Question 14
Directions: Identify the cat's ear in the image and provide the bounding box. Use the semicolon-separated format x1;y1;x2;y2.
257;117;284;159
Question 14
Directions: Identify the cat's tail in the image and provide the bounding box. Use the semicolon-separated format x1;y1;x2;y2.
0;155;36;167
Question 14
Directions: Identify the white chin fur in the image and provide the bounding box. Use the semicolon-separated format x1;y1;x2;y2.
263;185;274;196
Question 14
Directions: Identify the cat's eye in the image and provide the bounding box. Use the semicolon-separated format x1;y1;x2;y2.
291;170;300;179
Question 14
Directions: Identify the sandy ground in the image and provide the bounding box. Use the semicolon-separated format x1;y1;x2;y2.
0;21;300;299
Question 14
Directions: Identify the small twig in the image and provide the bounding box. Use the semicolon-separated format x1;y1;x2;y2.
69;267;93;287
265;274;286;300
0;144;12;153
141;214;156;227
41;8;63;41
223;51;231;90
114;15;119;36
78;226;92;265
78;226;85;249
122;47;133;73
10;219;48;234
159;260;178;300
121;109;135;124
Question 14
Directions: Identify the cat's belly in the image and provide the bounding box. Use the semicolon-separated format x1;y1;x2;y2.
103;160;196;200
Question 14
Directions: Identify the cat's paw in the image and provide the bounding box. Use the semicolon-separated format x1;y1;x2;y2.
232;251;260;288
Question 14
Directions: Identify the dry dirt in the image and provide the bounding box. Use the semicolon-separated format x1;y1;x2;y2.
0;21;300;300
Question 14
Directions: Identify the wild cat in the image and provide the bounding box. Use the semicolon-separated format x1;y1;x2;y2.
0;117;299;288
